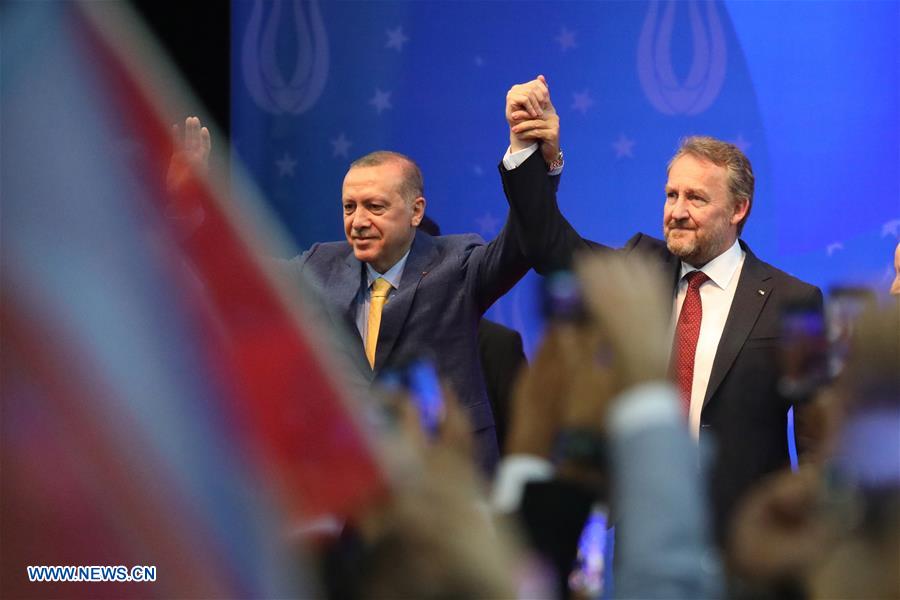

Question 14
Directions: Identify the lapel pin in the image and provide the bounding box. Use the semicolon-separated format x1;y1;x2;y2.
758;289;765;296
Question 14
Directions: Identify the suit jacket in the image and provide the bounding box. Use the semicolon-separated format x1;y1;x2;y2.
500;152;823;542
292;154;560;473
477;319;527;453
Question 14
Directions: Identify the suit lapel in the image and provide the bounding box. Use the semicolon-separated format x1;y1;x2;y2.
663;251;682;318
374;232;439;372
702;242;773;408
627;232;680;315
326;250;371;375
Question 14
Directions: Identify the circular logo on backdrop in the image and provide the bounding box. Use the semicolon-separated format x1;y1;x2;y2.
241;0;329;115
637;0;727;116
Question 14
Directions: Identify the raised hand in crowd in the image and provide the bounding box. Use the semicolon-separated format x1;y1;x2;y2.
728;465;829;584
167;115;210;192
573;252;671;396
730;303;900;599
504;325;573;459
350;384;521;599
506;252;671;460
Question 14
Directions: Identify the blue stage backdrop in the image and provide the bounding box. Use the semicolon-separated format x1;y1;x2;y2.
231;0;899;355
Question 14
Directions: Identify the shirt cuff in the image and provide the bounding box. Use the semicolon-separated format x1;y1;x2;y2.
608;381;682;438
502;143;539;170
491;454;554;513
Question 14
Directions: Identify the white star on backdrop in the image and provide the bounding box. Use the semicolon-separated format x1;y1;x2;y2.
881;218;900;237
731;133;751;153
476;212;500;235
331;133;353;158
386;26;409;51
612;134;635;158
370;88;392;114
826;242;844;257
474;55;485;67
472;165;484;176
571;90;594;114
276;152;297;177
556;27;577;51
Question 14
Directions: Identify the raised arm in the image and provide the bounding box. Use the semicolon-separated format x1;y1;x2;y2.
469;76;595;312
167;116;211;192
500;76;595;274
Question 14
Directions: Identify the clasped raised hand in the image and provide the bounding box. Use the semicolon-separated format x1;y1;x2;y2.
505;75;560;167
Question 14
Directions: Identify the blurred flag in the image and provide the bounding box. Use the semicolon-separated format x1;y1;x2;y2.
1;2;384;597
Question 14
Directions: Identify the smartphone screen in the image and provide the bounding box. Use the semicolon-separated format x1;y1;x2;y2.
407;360;444;438
826;286;877;376
378;360;445;438
541;270;586;323
779;299;829;399
568;505;609;598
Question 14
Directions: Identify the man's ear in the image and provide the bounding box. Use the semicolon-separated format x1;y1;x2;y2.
731;196;750;226
411;196;426;226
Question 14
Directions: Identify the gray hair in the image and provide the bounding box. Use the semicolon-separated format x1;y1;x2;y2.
350;151;424;205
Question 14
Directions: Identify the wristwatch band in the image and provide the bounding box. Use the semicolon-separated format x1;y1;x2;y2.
547;149;564;171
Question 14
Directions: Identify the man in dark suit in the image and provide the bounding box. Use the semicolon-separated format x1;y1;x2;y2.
174;79;559;474
294;153;509;473
294;79;562;473
500;101;822;541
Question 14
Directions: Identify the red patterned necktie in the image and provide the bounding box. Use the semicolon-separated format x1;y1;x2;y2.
671;270;710;415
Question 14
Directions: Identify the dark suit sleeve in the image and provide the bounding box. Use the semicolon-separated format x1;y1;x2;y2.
463;155;547;313
272;243;327;299
468;152;605;313
498;150;596;273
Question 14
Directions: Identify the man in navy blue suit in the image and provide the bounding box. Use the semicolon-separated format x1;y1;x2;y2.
173;77;559;473
292;150;519;472
291;77;566;474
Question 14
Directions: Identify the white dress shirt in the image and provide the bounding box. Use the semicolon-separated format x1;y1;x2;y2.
672;240;745;439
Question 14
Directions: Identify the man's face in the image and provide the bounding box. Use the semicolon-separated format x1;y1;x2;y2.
342;162;424;273
663;154;748;266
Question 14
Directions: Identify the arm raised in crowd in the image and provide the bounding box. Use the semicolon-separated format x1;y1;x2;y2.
499;253;720;599
167;116;210;192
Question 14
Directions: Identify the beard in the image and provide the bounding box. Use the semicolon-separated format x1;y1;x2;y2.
664;220;732;267
666;231;698;261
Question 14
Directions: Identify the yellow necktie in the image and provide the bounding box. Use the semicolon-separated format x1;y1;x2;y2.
366;277;391;368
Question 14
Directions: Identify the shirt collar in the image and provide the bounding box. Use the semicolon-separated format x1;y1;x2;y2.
679;239;744;289
366;248;410;290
